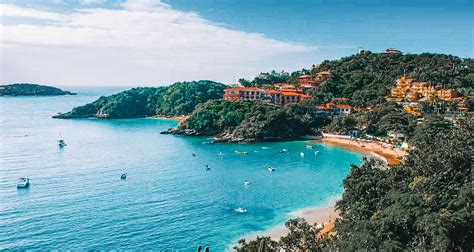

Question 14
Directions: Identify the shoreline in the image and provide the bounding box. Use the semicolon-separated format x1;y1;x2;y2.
239;197;340;244
314;137;406;165
152;115;187;122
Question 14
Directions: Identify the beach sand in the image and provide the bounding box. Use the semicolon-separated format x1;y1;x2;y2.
315;137;407;165
153;115;188;122
242;198;340;242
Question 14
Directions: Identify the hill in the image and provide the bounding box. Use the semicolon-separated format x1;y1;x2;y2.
0;83;76;96
53;80;226;119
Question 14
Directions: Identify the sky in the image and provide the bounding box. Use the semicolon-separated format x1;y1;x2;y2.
1;0;473;86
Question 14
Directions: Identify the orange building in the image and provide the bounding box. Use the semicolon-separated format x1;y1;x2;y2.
387;76;457;102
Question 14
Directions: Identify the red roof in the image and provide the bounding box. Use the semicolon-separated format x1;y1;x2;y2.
281;91;302;96
335;104;353;109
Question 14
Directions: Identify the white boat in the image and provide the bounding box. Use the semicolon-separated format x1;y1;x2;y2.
57;133;66;147
17;177;30;188
243;180;251;186
268;166;275;172
314;151;320;155
218;152;224;156
306;145;313;149
234;207;247;213
300;152;305;157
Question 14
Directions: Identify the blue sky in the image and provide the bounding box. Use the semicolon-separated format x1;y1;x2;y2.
1;0;473;86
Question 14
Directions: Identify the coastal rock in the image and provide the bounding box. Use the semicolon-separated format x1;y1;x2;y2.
0;83;76;96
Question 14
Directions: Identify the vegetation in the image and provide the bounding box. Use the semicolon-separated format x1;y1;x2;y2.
53;80;225;119
237;115;473;250
172;100;330;142
240;53;473;106
0;83;76;96
310;53;473;106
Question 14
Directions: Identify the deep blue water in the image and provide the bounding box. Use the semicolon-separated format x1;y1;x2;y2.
0;87;361;250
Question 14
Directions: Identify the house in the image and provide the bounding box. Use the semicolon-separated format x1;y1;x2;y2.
316;103;353;115
387;76;458;102
223;87;264;100
383;48;402;54
298;74;313;86
314;71;331;82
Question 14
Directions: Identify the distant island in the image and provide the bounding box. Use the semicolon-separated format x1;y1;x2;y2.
0;83;76;96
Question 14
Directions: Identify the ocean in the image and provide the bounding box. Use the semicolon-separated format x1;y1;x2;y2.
0;87;361;250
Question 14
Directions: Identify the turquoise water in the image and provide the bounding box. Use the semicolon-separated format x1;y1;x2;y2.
0;87;361;250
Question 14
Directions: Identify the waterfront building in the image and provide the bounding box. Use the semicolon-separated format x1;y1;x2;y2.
223;87;264;100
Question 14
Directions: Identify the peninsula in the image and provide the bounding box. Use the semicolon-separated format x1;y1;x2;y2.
0;83;76;96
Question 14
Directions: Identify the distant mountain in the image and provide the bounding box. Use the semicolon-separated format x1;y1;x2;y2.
0;83;76;96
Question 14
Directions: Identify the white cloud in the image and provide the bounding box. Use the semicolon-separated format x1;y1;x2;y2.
79;0;108;5
0;0;316;86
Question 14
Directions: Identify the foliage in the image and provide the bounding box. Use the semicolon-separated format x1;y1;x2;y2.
309;53;473;106
326;114;357;134
241;115;473;250
54;81;225;119
0;83;76;96
177;100;330;141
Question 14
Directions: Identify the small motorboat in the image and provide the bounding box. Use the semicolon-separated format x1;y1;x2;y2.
243;180;251;186
218;152;224;156
314;151;320;155
268;166;275;172
57;132;66;147
261;147;270;149
121;173;127;180
306;145;313;149
300;152;305;157
234;207;247;213
234;151;248;155
17;177;30;188
206;165;211;170
279;149;288;153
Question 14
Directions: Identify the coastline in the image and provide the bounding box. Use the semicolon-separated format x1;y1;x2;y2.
152;115;187;122
314;137;406;165
240;197;340;244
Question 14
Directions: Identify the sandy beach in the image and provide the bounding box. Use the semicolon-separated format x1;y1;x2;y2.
315;137;407;165
241;197;340;243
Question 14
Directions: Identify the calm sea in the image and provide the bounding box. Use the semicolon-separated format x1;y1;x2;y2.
0;87;361;250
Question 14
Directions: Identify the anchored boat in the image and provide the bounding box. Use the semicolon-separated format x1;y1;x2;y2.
17;177;30;188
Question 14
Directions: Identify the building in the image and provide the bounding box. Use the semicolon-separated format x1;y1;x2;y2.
383;48;402;54
387;76;457;102
223;87;264;100
298;75;313;86
314;71;331;82
316;103;353;115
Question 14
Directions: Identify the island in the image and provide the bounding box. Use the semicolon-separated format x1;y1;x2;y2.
0;83;76;96
53;80;226;119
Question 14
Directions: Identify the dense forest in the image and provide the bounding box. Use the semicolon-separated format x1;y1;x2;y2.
53;80;225;119
0;83;76;96
242;53;474;106
235;114;473;251
170;100;330;142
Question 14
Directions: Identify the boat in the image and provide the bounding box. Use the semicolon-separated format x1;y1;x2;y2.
121;173;127;180
217;152;224;156
57;133;66;147
279;148;288;153
234;151;248;155
300;152;305;157
17;177;30;188
268;166;275;172
192;153;196;157
314;151;320;155
243;180;251;186
206;165;211;170
306;145;313;149
234;207;247;213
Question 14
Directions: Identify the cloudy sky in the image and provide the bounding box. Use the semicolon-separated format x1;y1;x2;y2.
1;0;473;86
